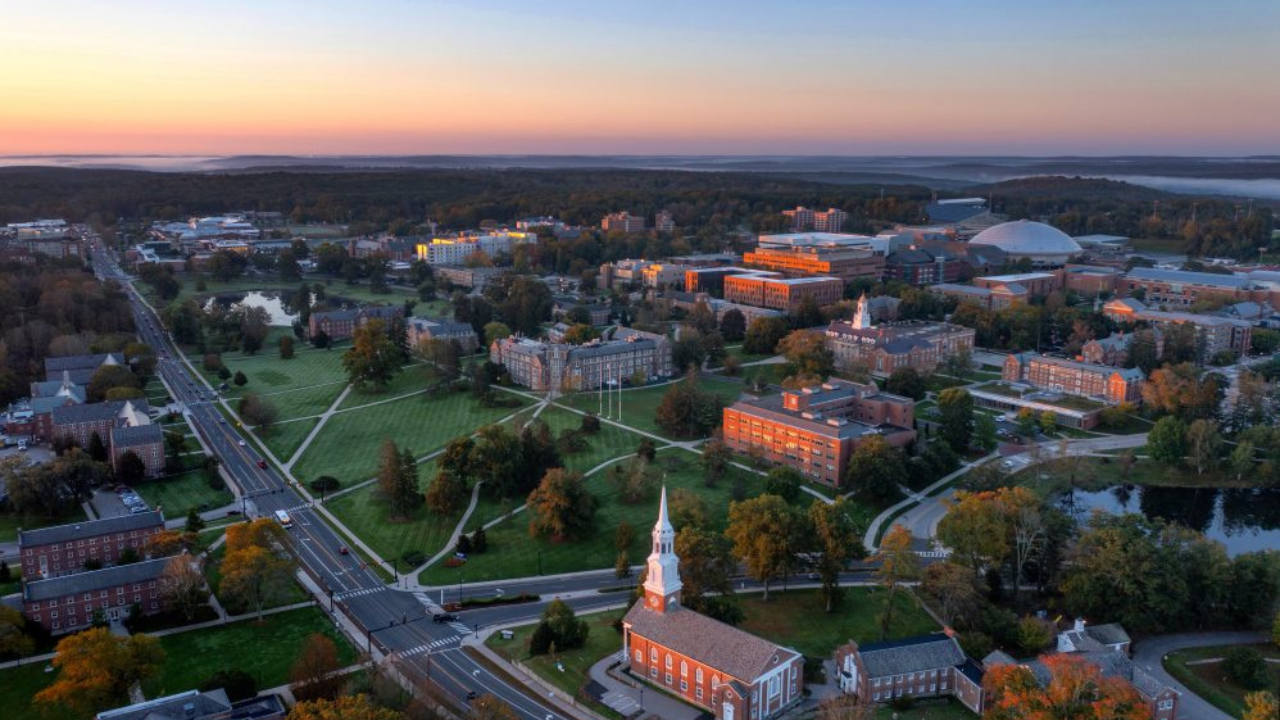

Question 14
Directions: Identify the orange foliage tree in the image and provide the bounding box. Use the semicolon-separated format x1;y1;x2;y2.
287;694;404;720
34;628;164;716
983;653;1148;720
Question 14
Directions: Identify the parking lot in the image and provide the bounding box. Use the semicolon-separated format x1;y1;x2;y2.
89;486;151;519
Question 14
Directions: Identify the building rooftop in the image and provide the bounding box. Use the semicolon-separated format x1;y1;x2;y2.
930;283;992;297
978;272;1057;283
110;424;164;448
24;557;170;601
624;601;799;682
51;399;150;427
855;634;967;678
19;510;164;548
1127;267;1251;289
96;688;231;720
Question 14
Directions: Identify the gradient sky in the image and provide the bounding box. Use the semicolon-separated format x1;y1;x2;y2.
2;0;1279;155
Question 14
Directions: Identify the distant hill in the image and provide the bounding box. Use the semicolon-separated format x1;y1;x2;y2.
968;175;1175;203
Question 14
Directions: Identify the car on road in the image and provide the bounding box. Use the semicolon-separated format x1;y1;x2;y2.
465;691;477;701
257;459;268;469
338;546;349;555
433;613;459;623
237;440;246;447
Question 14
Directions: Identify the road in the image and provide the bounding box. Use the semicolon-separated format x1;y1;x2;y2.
89;244;587;719
1132;631;1268;720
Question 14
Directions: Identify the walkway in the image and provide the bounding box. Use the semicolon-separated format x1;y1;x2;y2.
285;384;353;470
1132;631;1268;720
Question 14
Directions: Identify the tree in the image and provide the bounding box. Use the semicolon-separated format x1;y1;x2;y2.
1223;647;1270;690
920;562;982;627
279;336;296;359
937;388;975;453
937;490;1009;577
610;458;658;504
700;435;733;486
1185;418;1222;476
815;693;875;720
185;507;206;533
743;316;789;355
87;431;109;462
654;370;723;438
233;370;248;387
159;555;207;621
809;499;866;612
288;695;405;720
561;323;599;345
527;469;597;541
778;330;834;382
88;363;141;402
375;439;421;519
973;412;998;452
873;525;920;639
726;494;800;601
34;628;165;716
719;308;747;342
844;435;907;503
885;368;926;401
116;449;146;483
483;321;512;348
1147;416;1188;466
1016;615;1056;654
238;392;279;431
764;466;803;502
674;526;737;605
222;519;295;618
290;633;344;702
636;438;657;462
239;306;271;355
471;695;520;720
277;248;302;281
0;605;35;659
983;653;1147;720
1243;692;1279;720
425;469;467;516
342;319;401;391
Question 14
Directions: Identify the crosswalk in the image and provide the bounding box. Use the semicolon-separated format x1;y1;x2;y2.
402;635;460;656
335;586;387;600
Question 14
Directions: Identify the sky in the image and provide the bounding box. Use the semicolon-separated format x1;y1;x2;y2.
2;0;1279;156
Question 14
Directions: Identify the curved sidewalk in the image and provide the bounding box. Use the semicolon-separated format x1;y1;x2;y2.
1133;630;1268;720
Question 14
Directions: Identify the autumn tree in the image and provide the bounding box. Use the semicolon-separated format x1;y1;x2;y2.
700;434;733;486
873;525;920;639
920;562;982;627
34;628;165;716
726;494;802;601
288;695;405;720
674;526;737;609
609;457;658;504
527;469;597;541
1185;418;1222;476
343;319;401;391
983;653;1148;720
1243;692;1279;720
159;554;208;621
844;434;907;503
937;388;975;453
668;487;710;530
814;693;875;720
743;316;789;355
937;490;1010;576
238;392;279;431
290;633;344;702
0;605;36;659
809;499;867;612
471;694;520;720
375;439;421;519
654;370;723;438
425;469;467;516
221;518;295;618
778;329;834;385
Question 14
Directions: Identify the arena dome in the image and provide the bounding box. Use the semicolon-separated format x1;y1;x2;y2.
969;220;1082;266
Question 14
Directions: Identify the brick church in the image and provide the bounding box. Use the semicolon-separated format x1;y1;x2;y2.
622;489;804;720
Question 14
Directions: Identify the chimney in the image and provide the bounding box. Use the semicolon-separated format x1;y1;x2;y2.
1073;617;1086;632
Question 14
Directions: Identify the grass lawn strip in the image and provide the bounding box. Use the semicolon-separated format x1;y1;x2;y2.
0;662;56;720
1163;643;1280;718
0;510;89;543
132;469;235;517
258;417;320;463
534;407;650;475
487;608;628;701
556;376;747;439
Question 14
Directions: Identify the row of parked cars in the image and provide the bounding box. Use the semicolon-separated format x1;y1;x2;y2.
115;485;150;514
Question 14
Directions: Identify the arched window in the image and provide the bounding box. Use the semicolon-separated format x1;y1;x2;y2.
681;660;688;676
650;648;657;662
666;654;673;669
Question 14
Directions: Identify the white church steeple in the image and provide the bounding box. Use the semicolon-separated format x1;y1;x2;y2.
643;486;682;612
852;293;873;330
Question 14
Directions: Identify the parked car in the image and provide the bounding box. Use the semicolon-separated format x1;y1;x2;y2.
433;613;459;624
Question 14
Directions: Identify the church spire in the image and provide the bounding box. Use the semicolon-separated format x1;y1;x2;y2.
852;292;873;330
643;486;682;612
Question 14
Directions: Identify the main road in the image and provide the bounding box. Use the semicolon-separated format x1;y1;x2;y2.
89;244;597;719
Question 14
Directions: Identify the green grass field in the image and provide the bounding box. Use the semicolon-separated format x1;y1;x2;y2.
736;588;940;657
132;469;235;516
207;345;351;421
143;607;355;698
0;510;88;543
556;376;747;440
325;477;482;567
0;662;56;720
258;417;320;462
1164;644;1280;718
167;275;423;306
337;362;435;409
535;407;649;475
291;388;530;486
487;608;628;700
418;448;768;585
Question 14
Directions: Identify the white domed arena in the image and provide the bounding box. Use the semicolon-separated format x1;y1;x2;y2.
969;220;1082;267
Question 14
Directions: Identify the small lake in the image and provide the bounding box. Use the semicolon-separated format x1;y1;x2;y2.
205;291;302;326
1056;485;1280;556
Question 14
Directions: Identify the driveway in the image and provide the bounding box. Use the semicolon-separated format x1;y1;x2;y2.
1132;631;1268;720
90;489;136;519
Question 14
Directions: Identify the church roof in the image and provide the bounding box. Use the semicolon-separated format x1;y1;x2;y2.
624;601;798;682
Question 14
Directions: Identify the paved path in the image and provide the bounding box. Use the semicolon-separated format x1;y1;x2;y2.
1132;631;1268;720
285;384;353;469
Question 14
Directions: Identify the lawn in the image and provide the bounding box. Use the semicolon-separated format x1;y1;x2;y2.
535;407;649;475
0;662;56;720
1017;455;1254;496
486;608;628;700
258;417;320;462
168;275;421;306
291;387;530;486
143;606;355;698
418;448;769;585
736;588;940;658
1164;643;1280;718
132;469;235;516
724;345;775;364
326;476;481;568
0;510;87;543
204;345;350;421
873;698;975;719
741;363;791;386
556;376;747;440
337;362;435;410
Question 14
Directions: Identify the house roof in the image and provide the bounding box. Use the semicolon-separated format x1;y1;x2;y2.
96;688;232;720
855;634;967;678
24;557;170;601
110;424;164;448
45;353;123;374
1086;623;1130;646
18;510;164;547
624;601;798;681
51;399;151;427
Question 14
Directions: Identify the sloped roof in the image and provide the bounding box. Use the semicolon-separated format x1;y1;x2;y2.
96;688;232;720
855;634;966;678
18;510;164;547
624;601;798;681
24;557;169;601
110;424;164;449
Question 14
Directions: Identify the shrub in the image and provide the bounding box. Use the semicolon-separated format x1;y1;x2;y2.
401;550;426;567
581;413;601;435
470;527;488;554
1223;647;1270;689
456;534;472;555
309;476;341;492
203;353;224;372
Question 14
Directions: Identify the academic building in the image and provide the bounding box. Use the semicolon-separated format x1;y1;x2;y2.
490;328;673;392
742;245;884;285
1002;352;1144;405
623;491;804;720
722;274;843;312
722;379;915;488
1102;298;1252;361
781;206;848;233
824;295;975;377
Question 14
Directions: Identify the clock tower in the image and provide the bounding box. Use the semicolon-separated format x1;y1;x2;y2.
642;486;682;613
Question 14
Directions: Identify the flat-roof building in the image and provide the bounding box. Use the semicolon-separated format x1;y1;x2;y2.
723;274;843;312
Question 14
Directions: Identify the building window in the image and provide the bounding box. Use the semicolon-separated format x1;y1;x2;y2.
666;655;673;669
681;661;688;676
681;680;688;691
665;673;672;685
650;667;657;678
635;650;642;662
768;675;780;698
1158;700;1173;710
696;688;704;700
650;648;657;662
874;693;880;702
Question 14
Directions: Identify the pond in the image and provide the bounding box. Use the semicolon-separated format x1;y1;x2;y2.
1055;485;1280;556
204;291;301;326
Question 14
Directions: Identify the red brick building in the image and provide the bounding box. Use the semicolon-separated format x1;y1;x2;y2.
623;492;804;720
722;379;915;488
825;295;975;377
835;635;985;713
21;557;170;633
19;511;165;579
723;274;843;312
1003;352;1143;405
308;305;404;341
743;246;884;285
973;272;1061;297
110;424;166;478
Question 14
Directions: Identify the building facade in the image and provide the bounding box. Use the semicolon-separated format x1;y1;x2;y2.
1122;267;1254;307
655;210;676;233
782;206;848;233
602;212;647;233
834;635;985;713
723;274;843;311
623;491;804;720
413;232;535;265
722;380;915;488
19;511;166;580
973;272;1061;297
22;557;170;633
109;424;166;477
308;305;403;341
1103;298;1252;360
742;246;884;285
490;328;673;392
825;296;975;377
1003;352;1143;405
406;316;479;354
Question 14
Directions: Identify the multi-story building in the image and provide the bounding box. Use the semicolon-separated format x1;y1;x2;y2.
109;424;166;477
825;295;975;377
684;266;764;295
413;232;535;265
743;245;884;285
433;265;501;291
1102;298;1252;360
884;247;963;286
834;635;984;713
928;282;1028;310
781;206;849;233
623;491;804;720
1003;352;1143;405
45;353;125;385
490;328;673;392
601;212;647;233
1122;267;1254;307
1062;264;1122;297
722;380;916;488
973;272;1061;297
308;305;403;341
515;216;565;232
1080;330;1163;367
95;689;287;720
655;210;676;234
641;263;689;289
19;511;165;580
21;557;170;633
406;316;479;354
723;274;843;312
6;372;86;440
51;399;151;450
661;292;785;324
